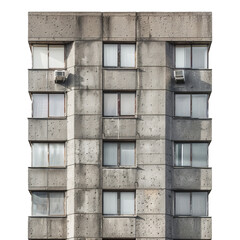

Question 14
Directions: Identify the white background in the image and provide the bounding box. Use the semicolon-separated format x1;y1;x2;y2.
0;0;238;238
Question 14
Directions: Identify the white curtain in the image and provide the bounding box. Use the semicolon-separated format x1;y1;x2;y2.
49;46;64;68
33;46;48;69
175;94;191;117
103;142;118;166
32;94;48;118
175;192;191;215
104;44;118;67
49;192;64;215
175;143;191;166
192;192;208;216
120;143;135;166
192;94;208;118
104;93;118;116
120;192;135;214
120;44;135;67
120;93;135;115
192;143;208;167
103;192;118;214
175;45;191;68
192;46;208;69
32;143;48;167
49;94;64;117
49;143;64;166
32;192;48;216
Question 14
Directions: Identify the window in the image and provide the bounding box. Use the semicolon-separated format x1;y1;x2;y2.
103;142;135;167
103;191;135;215
103;43;135;68
32;45;65;69
175;192;208;216
175;94;208;118
175;45;208;69
175;143;208;167
32;94;65;118
32;143;65;167
32;192;65;216
104;93;135;117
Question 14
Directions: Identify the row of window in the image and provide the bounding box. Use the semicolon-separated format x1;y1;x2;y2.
32;93;209;119
32;44;209;69
31;142;209;168
32;191;208;217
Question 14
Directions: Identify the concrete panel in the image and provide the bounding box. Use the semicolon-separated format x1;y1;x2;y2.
103;118;137;139
103;217;135;238
173;168;212;190
103;69;137;90
103;169;137;189
103;13;136;40
75;41;102;66
137;12;212;41
28;168;67;191
173;217;212;239
138;42;166;67
172;119;212;141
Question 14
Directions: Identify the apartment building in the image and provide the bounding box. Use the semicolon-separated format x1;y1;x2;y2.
28;12;212;240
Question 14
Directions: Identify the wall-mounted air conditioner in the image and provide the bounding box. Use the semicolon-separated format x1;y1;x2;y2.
174;70;185;83
54;70;66;83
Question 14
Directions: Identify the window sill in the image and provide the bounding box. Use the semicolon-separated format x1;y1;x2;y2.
102;67;138;70
174;68;211;70
173;117;212;120
30;215;67;218
28;117;67;120
102;116;137;119
173;216;210;218
29;68;66;71
102;166;137;169
103;215;137;218
173;166;211;169
28;167;66;169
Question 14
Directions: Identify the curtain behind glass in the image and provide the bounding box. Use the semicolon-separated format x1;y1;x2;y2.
192;94;208;118
192;192;207;216
49;192;64;215
49;94;64;117
175;46;191;68
103;192;118;214
104;44;118;67
175;143;191;166
192;46;208;69
120;143;135;166
49;143;64;166
120;192;135;214
32;192;48;216
49;46;64;68
33;94;48;118
175;192;191;215
175;94;191;117
33;46;48;69
103;142;118;166
192;143;208;167
120;44;135;67
120;93;135;115
32;143;48;167
104;93;118;116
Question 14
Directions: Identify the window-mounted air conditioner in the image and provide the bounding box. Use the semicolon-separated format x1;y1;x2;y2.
174;70;185;83
54;70;66;83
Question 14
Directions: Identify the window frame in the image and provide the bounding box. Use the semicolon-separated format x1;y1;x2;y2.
103;43;136;68
174;44;209;69
32;44;66;70
174;93;209;119
103;191;136;216
103;92;136;117
103;141;136;167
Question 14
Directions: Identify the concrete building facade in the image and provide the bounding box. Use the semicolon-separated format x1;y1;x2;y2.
28;12;212;240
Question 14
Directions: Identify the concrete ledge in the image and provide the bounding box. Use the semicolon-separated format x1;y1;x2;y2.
28;217;67;239
173;168;212;190
28;168;67;191
173;217;212;239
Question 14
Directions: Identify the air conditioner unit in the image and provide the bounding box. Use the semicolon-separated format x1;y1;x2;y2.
174;70;185;83
54;70;66;83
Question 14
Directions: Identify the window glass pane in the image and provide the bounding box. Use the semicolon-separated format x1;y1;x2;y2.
175;94;191;117
175;192;191;215
33;94;48;118
104;44;118;67
192;143;208;167
175;143;191;166
120;93;135;115
32;143;48;167
120;143;135;166
192;46;208;69
175;46;191;68
103;142;118;166
120;44;135;67
49;143;64;167
104;93;118;116
49;46;64;68
192;94;208;118
49;94;64;117
192;192;208;216
33;46;48;69
103;192;118;214
49;192;64;215
32;192;48;216
120;192;135;214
